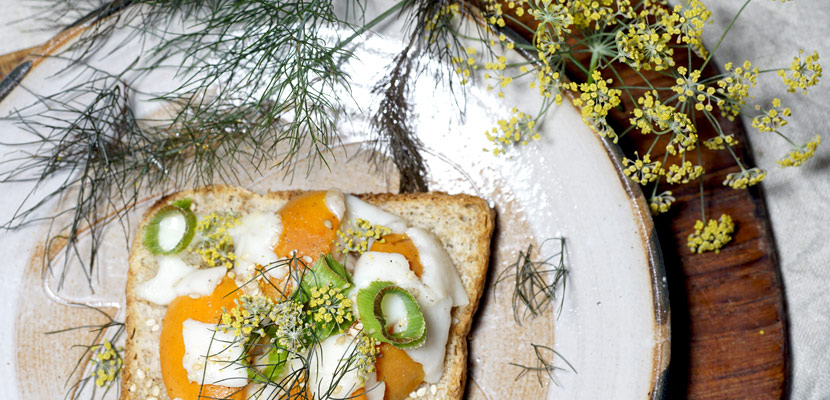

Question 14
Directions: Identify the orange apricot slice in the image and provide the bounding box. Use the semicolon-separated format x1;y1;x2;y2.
274;191;340;265
255;265;290;301
351;387;369;400
160;277;245;400
371;234;423;278
375;343;425;400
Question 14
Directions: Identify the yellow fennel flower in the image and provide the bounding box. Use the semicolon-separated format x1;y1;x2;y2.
649;191;675;215
573;70;622;142
687;214;735;254
623;153;664;185
751;98;791;133
716;61;758;120
723;167;766;189
778;50;822;94
777;135;821;168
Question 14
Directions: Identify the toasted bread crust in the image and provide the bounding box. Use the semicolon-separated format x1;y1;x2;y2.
121;186;494;400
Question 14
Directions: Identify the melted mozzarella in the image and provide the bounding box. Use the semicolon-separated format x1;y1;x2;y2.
173;267;227;299
364;371;386;400
136;257;228;305
181;319;248;387
405;296;453;382
136;256;196;305
325;190;346;222
351;252;422;296
308;333;365;398
343;195;407;233
157;212;187;251
229;211;282;281
406;227;468;307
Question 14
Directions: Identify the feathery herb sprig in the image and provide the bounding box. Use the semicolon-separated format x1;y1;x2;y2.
369;46;428;193
368;0;495;192
509;343;576;388
2;0;381;284
494;238;568;324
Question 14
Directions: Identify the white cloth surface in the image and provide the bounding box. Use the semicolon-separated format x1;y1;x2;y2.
0;0;828;398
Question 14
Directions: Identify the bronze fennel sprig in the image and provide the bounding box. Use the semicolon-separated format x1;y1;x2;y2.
369;43;429;193
1;62;151;290
369;0;490;193
2;0;374;284
494;238;568;324
0;59;280;288
510;343;576;387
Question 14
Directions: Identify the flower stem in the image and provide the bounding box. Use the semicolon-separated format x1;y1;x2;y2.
333;0;409;54
697;145;707;222
773;130;800;147
701;0;753;71
587;50;599;84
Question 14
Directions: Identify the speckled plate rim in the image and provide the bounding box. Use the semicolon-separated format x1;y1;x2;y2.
0;4;671;399
594;122;671;400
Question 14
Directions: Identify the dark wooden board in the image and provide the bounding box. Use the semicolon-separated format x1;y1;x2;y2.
0;8;788;398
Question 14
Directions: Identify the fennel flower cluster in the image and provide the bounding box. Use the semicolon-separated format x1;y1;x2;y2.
469;0;822;253
687;214;735;254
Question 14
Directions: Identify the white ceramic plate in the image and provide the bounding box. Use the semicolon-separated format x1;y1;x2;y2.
0;3;669;399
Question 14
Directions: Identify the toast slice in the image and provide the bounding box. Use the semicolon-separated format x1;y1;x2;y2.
121;186;495;400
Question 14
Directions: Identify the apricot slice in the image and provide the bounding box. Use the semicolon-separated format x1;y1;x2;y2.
255;265;291;301
160;277;245;400
351;387;369;400
274;191;340;266
375;343;425;400
372;234;423;278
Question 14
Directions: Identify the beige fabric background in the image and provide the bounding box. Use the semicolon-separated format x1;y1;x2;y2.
0;0;826;398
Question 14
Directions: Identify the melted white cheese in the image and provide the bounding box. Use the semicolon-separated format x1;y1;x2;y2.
181;319;248;387
308;333;365;398
364;372;386;400
173;267;227;299
343;195;407;233
157;212;187;252
405;296;453;383
247;382;277;400
136;257;227;305
406;227;469;307
325;190;346;222
351;252;423;296
136;256;196;305
229;211;282;281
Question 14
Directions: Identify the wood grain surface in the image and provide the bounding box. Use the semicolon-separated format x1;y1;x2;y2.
0;8;788;399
